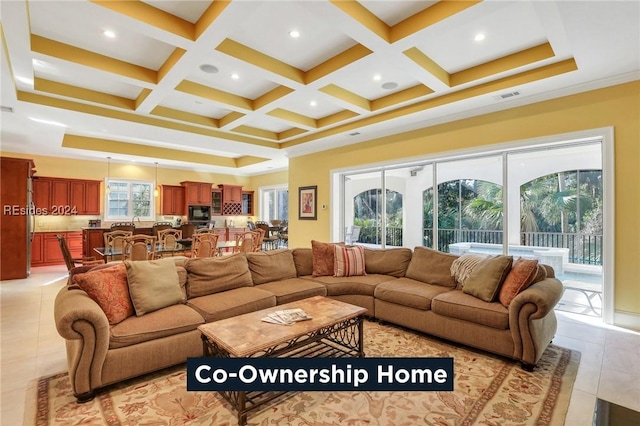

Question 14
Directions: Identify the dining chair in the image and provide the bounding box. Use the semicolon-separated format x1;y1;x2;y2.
234;231;256;254
255;222;278;250
194;228;215;235
191;233;219;258
57;234;104;271
278;225;288;248
110;222;136;233
152;222;173;237
252;228;265;252
157;229;182;256
123;235;156;261
179;223;198;239
103;230;133;261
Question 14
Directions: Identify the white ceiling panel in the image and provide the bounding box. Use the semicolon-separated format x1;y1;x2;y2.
159;92;231;119
141;0;211;24
360;0;435;26
241;116;295;134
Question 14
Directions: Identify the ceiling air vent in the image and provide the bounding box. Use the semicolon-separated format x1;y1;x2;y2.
1;106;14;113
348;132;361;136
495;91;521;101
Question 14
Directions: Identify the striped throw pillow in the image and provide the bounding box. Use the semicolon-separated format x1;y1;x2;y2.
450;254;488;288
334;245;366;277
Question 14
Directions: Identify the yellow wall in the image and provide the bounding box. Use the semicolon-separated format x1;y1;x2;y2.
288;80;640;315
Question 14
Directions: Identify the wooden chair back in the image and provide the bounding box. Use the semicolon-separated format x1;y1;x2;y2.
157;229;182;249
57;234;104;271
103;230;133;260
192;233;219;258
110;222;135;233
194;228;215;235
152;222;173;237
253;228;265;252
234;231;256;253
123;235;156;261
179;223;197;239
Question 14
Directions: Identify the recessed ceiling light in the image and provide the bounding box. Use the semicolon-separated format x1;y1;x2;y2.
103;30;116;39
289;30;300;38
231;73;239;80
310;100;317;107
199;64;219;74
474;33;485;42
381;82;398;90
373;74;382;81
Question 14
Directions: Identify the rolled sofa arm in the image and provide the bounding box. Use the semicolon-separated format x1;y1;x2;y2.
54;286;110;401
508;278;564;366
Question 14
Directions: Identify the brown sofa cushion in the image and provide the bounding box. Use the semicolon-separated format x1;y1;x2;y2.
109;303;205;349
374;278;451;310
185;254;253;298
187;287;276;323
405;247;458;288
255;278;327;304
126;260;185;316
364;247;412;278
431;290;509;329
310;274;394;296
498;258;539;307
292;248;313;276
246;249;297;285
462;255;513;302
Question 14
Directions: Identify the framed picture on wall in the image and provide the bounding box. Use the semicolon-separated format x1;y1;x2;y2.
298;185;317;220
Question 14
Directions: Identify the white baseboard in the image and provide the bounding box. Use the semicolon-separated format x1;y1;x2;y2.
614;310;640;331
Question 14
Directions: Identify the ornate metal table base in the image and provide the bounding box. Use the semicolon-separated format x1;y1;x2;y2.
201;316;364;425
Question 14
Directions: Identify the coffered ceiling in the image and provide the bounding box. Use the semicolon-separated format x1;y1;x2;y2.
1;1;638;175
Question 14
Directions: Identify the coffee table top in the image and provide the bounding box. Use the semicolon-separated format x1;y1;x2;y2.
198;296;367;357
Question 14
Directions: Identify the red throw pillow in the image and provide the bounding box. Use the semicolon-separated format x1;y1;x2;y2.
334;245;366;277
498;258;539;307
311;240;336;277
72;263;134;325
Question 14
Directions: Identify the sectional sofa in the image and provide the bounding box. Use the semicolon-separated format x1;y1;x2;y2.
54;245;563;402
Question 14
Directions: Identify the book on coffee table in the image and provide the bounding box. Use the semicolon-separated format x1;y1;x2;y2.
261;308;312;325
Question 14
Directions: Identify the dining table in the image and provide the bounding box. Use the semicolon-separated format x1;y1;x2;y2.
94;243;188;261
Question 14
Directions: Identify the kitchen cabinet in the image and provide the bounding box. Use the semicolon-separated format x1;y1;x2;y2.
33;177;101;215
161;185;185;215
33;178;50;211
83;228;105;258
241;191;254;215
181;181;212;206
219;184;242;215
1;157;34;279
32;231;84;266
211;189;222;215
31;233;43;264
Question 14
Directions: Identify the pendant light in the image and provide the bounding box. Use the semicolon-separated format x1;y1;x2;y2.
154;162;159;197
106;156;111;194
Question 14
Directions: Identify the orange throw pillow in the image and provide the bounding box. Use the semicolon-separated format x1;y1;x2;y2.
499;258;539;307
72;263;134;325
311;240;337;277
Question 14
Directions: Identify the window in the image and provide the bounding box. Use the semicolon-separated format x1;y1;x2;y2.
105;179;155;221
259;185;288;223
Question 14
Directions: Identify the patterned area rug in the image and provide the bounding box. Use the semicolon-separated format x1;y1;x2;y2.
34;321;579;425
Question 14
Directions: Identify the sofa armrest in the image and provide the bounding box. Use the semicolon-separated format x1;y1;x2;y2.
54;286;110;399
508;278;563;365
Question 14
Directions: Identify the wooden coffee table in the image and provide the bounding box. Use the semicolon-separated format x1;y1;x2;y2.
198;296;367;425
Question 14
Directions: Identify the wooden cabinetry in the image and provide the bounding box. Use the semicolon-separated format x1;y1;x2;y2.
31;232;43;264
31;231;83;266
1;157;34;279
83;228;106;258
219;184;242;215
161;185;185;215
181;181;212;206
241;191;254;215
33;177;101;215
211;189;222;215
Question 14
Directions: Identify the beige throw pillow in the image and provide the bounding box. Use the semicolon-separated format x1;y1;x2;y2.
462;255;513;302
450;254;488;288
405;246;458;288
125;260;185;316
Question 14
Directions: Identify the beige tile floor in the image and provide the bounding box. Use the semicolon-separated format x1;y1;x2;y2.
1;265;639;425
